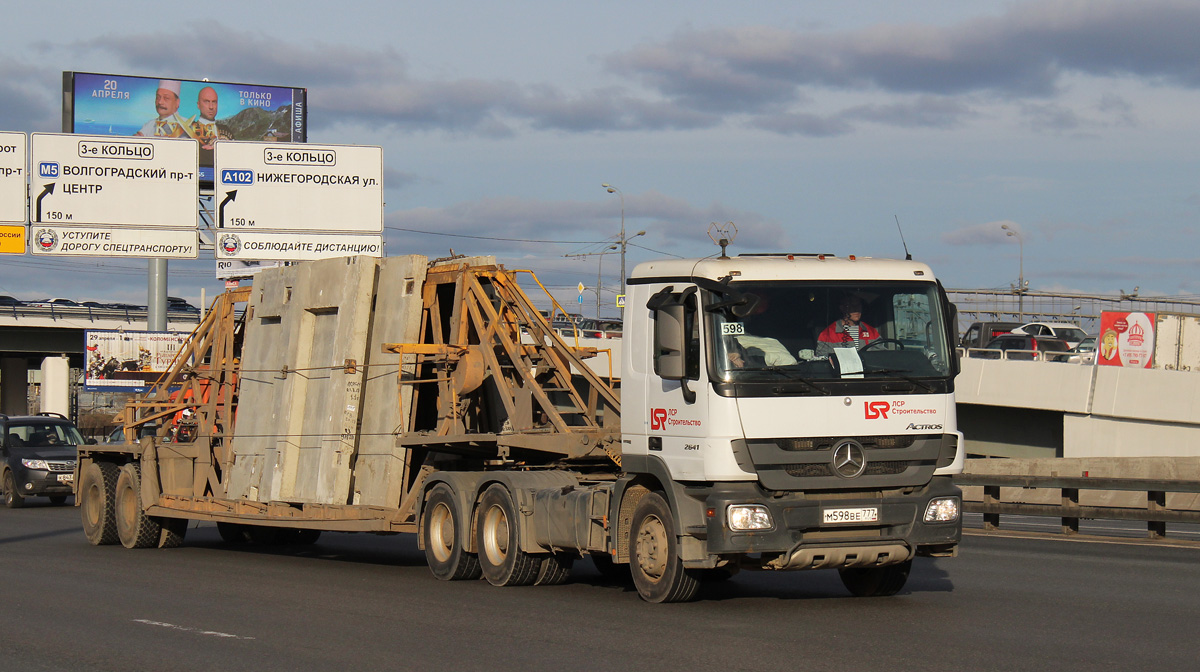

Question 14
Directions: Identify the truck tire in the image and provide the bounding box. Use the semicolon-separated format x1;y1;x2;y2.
115;463;163;549
157;517;188;548
477;484;541;587
80;462;120;545
629;492;700;603
3;470;24;509
422;484;481;581
839;559;912;597
533;553;574;586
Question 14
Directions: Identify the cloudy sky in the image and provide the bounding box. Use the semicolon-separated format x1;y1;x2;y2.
3;0;1200;313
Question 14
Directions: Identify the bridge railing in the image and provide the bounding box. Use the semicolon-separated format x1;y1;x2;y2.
955;472;1200;543
959;346;1094;364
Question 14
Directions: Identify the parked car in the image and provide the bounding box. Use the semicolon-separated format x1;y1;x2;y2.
29;298;79;308
1011;322;1089;349
167;296;200;313
960;321;1023;349
0;413;90;508
973;334;1072;362
0;295;23;306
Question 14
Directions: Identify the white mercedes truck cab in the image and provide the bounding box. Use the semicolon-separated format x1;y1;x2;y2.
617;252;963;599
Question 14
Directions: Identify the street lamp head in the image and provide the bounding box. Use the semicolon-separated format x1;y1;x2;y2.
601;183;610;188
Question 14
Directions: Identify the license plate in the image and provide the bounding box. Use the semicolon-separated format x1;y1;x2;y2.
823;507;878;524
57;474;74;483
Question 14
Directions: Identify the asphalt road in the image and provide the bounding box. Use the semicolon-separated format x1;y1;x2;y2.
3;499;1198;671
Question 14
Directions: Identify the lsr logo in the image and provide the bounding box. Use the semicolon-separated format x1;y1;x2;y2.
650;407;677;430
865;401;891;419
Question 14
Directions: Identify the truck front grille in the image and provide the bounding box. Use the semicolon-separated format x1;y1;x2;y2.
746;434;948;491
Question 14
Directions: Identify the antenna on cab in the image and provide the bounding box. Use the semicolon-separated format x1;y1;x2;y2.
894;215;912;260
708;221;738;259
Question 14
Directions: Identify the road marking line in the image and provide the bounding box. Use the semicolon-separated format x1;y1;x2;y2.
133;619;255;640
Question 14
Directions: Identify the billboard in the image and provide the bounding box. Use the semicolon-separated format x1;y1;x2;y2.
84;329;191;392
63;72;306;184
1097;311;1155;368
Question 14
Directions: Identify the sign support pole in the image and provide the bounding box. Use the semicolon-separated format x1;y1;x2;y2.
147;259;168;331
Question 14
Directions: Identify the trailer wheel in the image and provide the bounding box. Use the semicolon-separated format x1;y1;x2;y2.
839;559;912;597
629;492;700;603
477;484;540;587
533;553;574;586
80;462;120;545
2;470;24;509
157;517;188;548
115;463;162;549
422;484;481;581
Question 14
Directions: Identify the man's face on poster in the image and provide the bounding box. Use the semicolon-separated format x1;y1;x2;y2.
198;87;218;120
155;88;180;117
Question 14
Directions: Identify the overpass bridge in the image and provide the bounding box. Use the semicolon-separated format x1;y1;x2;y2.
0;304;201;415
956;352;1200;459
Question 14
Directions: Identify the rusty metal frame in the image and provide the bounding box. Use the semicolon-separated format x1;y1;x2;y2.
383;264;621;463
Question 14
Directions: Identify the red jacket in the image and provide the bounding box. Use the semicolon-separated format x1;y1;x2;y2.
818;320;881;348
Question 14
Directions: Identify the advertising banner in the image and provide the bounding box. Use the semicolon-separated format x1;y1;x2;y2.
84;329;191;392
1097;311;1155;368
63;72;307;183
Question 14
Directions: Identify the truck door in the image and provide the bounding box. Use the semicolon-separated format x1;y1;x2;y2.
646;286;709;480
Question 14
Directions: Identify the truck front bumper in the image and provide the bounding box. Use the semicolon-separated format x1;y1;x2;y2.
697;476;961;568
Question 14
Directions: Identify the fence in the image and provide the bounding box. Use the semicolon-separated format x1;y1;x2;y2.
956;472;1200;543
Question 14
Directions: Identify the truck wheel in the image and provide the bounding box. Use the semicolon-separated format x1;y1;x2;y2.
80;462;120;545
3;470;24;509
477;484;540;587
533;553;574;586
629;492;700;603
157;517;188;548
217;522;252;544
422;484;481;581
839;559;912;597
115;463;163;549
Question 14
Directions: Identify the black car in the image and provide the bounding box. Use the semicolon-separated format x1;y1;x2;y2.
0;413;87;508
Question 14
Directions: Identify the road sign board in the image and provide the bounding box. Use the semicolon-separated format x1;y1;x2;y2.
214;231;382;261
616;294;626;309
578;282;585;294
0;226;24;253
214;142;383;233
29;226;198;258
0;131;27;225
29;133;198;229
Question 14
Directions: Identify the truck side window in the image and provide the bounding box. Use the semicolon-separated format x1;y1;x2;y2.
684;293;700;380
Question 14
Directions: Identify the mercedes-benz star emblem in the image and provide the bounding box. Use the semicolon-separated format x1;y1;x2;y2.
832;440;867;478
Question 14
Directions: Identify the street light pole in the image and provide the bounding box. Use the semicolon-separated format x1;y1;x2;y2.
601;184;626;296
1001;224;1025;319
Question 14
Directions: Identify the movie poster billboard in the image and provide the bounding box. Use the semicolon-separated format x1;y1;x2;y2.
84;329;191;392
63;72;306;183
1097;311;1155;368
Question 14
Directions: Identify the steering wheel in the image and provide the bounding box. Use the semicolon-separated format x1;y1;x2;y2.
860;338;905;352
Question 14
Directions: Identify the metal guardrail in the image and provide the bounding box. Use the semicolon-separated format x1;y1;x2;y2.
956;473;1200;542
0;304;201;324
958;346;1093;364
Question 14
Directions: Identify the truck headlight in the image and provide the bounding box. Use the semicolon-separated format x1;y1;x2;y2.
924;497;960;523
727;504;773;531
21;459;50;470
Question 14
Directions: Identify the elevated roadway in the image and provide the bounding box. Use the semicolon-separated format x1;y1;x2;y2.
0;304;201;415
956;353;1200;459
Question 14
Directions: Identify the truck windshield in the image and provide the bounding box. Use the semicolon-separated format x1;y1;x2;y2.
707;281;952;385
